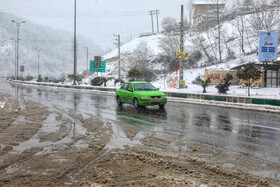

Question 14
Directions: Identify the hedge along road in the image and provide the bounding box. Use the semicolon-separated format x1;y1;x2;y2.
1;78;280;184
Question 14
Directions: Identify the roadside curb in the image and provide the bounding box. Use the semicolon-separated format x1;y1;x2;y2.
7;80;280;113
168;97;280;114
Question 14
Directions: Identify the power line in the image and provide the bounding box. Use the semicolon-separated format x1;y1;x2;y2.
0;3;150;18
0;2;148;14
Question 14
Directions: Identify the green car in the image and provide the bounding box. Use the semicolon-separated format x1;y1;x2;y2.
116;81;167;108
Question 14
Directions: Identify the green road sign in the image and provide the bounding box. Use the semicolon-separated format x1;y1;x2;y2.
90;60;106;72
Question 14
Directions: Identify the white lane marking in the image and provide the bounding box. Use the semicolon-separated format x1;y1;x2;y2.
240;122;280;131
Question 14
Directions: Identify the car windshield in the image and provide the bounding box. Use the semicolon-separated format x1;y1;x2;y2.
134;83;156;91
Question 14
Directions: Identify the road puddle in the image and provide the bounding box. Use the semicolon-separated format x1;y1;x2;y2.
12;138;49;154
105;122;142;150
73;140;88;149
40;113;60;133
12;116;26;126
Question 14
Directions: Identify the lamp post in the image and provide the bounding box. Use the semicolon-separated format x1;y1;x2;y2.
35;48;42;81
11;20;25;80
73;0;77;85
10;38;17;78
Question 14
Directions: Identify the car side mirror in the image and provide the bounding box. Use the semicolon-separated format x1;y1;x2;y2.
128;88;133;92
156;88;160;91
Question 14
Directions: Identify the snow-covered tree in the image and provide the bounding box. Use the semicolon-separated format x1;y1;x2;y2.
161;17;179;33
237;62;262;96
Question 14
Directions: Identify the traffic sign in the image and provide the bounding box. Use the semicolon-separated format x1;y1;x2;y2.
20;65;24;72
94;56;101;68
176;51;189;60
90;61;106;72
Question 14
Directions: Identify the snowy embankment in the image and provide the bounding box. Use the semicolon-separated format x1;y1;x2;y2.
168;97;280;114
102;11;262;84
155;84;280;100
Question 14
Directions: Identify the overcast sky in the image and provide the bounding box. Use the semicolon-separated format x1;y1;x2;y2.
0;0;189;52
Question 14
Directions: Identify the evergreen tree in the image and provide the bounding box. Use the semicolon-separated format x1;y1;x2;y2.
237;62;262;96
127;67;142;81
91;77;103;86
216;73;233;94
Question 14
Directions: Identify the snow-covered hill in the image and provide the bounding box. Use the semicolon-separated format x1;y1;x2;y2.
102;10;268;85
0;12;103;77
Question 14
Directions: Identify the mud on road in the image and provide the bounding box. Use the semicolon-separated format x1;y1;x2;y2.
0;93;279;186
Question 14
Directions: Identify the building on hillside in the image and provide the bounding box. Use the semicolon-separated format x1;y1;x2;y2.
205;57;280;88
192;0;226;26
231;60;280;88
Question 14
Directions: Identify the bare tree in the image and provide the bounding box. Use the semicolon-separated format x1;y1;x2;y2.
247;0;280;34
206;30;218;62
133;41;154;70
161;17;179;33
214;0;223;64
191;32;215;64
159;34;180;57
231;14;245;54
158;33;181;71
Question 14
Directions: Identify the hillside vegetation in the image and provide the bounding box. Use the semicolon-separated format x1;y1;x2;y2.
104;2;280;84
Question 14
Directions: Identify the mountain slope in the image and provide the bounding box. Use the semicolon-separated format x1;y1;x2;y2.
0;12;103;77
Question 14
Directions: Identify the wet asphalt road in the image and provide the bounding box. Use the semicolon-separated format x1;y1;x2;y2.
1;78;280;178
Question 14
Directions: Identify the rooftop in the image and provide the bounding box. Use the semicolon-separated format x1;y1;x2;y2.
193;0;226;5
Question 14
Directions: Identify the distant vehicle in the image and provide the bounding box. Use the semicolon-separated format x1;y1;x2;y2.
116;81;167;108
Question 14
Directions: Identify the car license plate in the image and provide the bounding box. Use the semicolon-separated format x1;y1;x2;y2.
153;99;161;102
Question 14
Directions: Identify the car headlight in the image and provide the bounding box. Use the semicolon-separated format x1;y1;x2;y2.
141;96;150;99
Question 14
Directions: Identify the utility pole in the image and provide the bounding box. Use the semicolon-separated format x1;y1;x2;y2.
86;47;89;72
179;5;184;82
11;20;25;80
14;39;16;78
155;10;160;33
35;48;42;80
114;34;121;79
10;38;17;78
73;0;77;85
116;35;121;79
149;10;154;35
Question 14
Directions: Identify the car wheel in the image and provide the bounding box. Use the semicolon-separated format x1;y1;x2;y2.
133;98;140;108
117;96;122;107
159;104;165;109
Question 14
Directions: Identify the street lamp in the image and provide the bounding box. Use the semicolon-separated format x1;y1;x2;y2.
73;0;77;85
35;48;42;81
10;38;17;79
11;20;26;80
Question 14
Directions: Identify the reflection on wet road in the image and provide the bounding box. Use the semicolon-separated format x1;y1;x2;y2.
1;79;280;168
